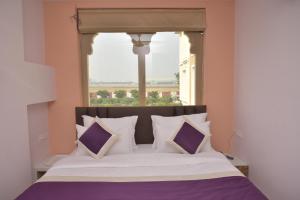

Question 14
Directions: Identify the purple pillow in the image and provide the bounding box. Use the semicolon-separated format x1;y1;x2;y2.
169;121;207;154
78;122;117;158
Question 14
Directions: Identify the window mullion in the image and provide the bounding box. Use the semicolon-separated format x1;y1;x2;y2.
138;54;146;106
128;33;154;106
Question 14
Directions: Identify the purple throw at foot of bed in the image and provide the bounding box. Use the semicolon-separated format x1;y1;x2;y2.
16;176;267;200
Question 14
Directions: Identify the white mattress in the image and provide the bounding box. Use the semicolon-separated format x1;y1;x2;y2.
43;147;241;182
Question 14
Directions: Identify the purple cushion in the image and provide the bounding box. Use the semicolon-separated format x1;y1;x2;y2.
79;122;116;158
172;122;206;154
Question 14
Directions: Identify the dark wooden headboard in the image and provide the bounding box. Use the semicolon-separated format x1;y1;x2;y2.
75;106;206;144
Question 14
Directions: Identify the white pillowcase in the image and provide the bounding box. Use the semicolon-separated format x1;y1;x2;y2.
152;115;182;152
82;115;138;148
151;113;213;153
77;121;118;159
75;115;138;155
82;115;96;127
152;113;208;149
74;125;89;156
184;113;208;123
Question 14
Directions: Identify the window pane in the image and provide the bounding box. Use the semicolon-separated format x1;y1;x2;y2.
88;32;195;107
146;32;194;106
88;33;139;106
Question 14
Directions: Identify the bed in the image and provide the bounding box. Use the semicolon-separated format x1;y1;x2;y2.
16;106;267;200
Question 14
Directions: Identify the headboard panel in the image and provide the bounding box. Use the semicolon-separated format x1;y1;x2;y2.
76;106;206;144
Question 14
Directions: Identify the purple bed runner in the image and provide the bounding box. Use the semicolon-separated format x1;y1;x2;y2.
16;176;267;200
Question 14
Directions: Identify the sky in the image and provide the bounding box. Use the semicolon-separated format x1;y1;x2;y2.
88;32;180;83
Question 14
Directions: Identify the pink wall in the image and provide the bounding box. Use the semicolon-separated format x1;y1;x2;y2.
234;0;300;199
45;0;235;154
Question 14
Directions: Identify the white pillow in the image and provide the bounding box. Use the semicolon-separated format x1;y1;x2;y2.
188;121;213;152
82;115;96;127
74;124;89;156
96;116;137;155
152;115;183;152
77;121;118;159
75;115;138;155
152;113;208;149
184;113;208;123
151;114;212;153
168;119;210;154
184;113;214;152
82;115;138;148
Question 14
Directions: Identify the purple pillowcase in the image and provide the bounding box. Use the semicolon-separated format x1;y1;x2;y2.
171;122;206;154
79;122;117;158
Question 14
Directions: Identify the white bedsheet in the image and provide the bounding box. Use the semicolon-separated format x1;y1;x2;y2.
43;151;241;181
132;144;156;154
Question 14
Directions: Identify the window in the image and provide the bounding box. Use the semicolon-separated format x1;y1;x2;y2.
88;33;139;106
88;32;196;106
78;9;205;106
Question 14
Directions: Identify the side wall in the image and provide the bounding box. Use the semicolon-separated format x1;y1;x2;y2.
23;0;45;64
0;0;55;199
27;103;50;180
24;0;51;184
234;0;300;199
45;0;235;154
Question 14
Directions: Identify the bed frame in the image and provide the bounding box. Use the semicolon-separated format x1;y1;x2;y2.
75;106;206;144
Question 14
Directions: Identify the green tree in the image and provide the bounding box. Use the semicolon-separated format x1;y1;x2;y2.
130;89;139;99
114;90;127;98
148;91;159;99
90;98;98;105
161;96;173;104
97;90;110;98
